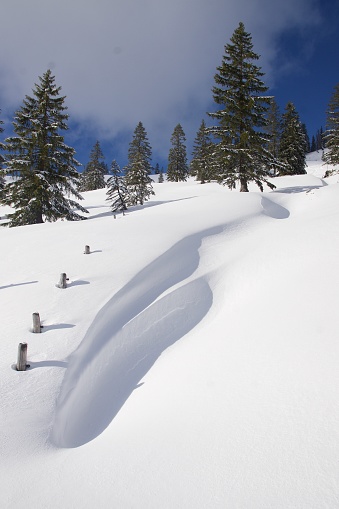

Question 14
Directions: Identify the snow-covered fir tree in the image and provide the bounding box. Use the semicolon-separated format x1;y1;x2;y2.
208;22;278;191
125;122;154;205
323;83;339;172
80;140;106;191
158;170;164;183
279;102;307;175
2;70;87;226
301;124;311;153
167;124;188;182
106;160;129;212
190;119;214;183
265;98;281;160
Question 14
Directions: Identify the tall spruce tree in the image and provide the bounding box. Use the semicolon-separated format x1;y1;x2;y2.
265;98;281;159
301;123;311;153
106;160;129;212
167;123;188;182
81;140;106;191
208;22;277;191
190;120;214;183
2;70;87;226
310;135;316;152
125;122;154;205
279;102;307;175
324;84;339;171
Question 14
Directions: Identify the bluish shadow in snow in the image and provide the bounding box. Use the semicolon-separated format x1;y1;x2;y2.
0;280;38;290
51;225;222;449
272;182;327;194
88;197;196;219
41;323;75;332
28;360;68;369
67;280;90;287
261;197;290;219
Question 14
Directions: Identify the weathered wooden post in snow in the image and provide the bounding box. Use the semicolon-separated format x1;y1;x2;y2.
56;273;67;289
32;312;41;333
16;342;28;371
84;245;90;255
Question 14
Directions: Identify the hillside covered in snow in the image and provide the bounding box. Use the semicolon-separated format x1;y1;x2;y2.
1;151;339;508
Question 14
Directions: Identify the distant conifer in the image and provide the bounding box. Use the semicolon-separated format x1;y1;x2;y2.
279;102;307;175
323;83;339;172
106;160;129;211
190;120;214;183
125;122;154;205
81;140;106;191
167;124;188;182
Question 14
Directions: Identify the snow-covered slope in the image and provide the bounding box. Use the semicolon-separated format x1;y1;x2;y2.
1;152;339;508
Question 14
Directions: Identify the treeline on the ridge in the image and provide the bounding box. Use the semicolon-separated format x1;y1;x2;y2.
0;22;338;226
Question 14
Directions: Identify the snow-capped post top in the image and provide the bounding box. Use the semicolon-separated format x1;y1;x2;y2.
84;245;90;255
16;343;28;371
32;312;41;333
56;273;68;289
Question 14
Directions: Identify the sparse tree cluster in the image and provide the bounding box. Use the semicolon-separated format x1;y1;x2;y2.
0;24;338;225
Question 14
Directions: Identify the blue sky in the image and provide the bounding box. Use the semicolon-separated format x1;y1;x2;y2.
0;0;338;171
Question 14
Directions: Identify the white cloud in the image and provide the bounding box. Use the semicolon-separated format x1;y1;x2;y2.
0;0;320;161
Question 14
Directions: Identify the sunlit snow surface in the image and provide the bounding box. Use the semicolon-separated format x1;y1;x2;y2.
1;152;339;508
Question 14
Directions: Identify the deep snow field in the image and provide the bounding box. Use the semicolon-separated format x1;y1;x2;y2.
1;151;339;508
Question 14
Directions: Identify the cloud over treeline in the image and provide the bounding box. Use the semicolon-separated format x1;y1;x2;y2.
0;0;320;161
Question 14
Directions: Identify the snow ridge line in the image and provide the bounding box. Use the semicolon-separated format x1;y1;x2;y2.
51;226;223;448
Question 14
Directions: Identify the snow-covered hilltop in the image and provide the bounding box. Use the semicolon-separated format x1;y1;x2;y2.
1;152;339;508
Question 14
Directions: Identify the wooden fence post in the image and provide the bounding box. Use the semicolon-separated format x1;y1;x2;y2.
84;245;90;254
57;273;67;289
16;343;28;371
32;312;41;333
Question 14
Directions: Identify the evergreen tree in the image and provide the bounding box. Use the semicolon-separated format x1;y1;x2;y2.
301;123;310;153
158;170;164;183
154;163;160;174
324;83;339;171
106;159;129;212
81;140;106;191
316;127;325;151
2;70;87;226
125;122;154;205
208;22;277;192
310;135;316;152
190;120;214;183
167;123;188;182
265;98;281;160
279;102;307;175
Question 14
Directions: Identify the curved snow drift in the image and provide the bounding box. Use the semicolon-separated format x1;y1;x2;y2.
51;226;222;448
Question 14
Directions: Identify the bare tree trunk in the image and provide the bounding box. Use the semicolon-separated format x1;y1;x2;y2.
240;177;249;192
